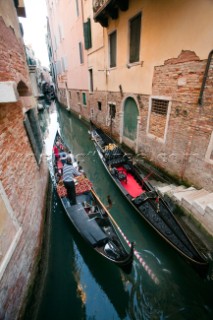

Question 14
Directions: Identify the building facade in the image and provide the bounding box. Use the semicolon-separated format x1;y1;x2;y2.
0;1;49;318
46;0;213;192
46;0;89;116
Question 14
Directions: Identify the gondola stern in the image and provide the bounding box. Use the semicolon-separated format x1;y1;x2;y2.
120;241;135;274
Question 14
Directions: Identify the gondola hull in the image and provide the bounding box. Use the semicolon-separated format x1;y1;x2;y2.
51;131;134;274
89;122;209;275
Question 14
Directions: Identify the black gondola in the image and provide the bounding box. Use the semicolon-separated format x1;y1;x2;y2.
89;121;209;275
50;131;134;274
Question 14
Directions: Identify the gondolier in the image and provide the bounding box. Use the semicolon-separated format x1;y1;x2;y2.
51;131;134;273
63;156;82;205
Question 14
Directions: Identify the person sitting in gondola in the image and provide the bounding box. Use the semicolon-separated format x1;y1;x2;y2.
117;170;127;183
63;156;82;205
77;163;85;174
60;150;67;165
53;144;60;162
109;165;118;176
109;165;127;183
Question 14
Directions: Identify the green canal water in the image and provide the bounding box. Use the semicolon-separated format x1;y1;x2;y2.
27;105;213;320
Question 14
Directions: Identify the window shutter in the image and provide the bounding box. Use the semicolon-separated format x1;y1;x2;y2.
109;31;117;68
89;69;93;92
82;92;87;105
129;13;141;63
56;60;62;75
79;42;84;64
83;18;92;50
24;109;43;164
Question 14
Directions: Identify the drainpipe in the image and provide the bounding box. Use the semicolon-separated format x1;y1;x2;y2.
198;49;213;106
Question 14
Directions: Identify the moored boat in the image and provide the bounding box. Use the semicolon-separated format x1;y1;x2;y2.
51;131;134;274
89;121;209;275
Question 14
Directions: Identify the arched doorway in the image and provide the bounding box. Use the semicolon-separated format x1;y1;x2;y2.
123;97;139;141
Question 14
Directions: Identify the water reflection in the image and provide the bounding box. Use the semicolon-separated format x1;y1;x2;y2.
32;104;213;320
71;222;130;319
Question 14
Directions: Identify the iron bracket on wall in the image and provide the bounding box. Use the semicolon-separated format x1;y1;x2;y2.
198;49;213;106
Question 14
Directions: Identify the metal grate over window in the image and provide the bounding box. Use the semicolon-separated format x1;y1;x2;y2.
151;99;169;115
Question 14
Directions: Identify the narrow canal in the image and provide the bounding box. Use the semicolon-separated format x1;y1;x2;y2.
27;105;213;320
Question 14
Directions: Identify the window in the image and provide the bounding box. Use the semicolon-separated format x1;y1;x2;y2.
79;42;84;64
148;98;170;140
98;101;102;111
129;13;141;63
109;104;116;119
205;131;213;164
77;91;80;102
89;69;94;92
55;60;62;75
54;35;57;50
59;24;63;42
82;92;87;105
109;31;117;68
61;56;68;72
75;0;79;16
24;108;43;164
83;18;92;49
152;99;168;115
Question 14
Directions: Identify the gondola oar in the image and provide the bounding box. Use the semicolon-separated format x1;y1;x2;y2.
90;188;160;285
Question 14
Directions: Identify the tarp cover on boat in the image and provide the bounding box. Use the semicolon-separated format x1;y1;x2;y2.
66;204;108;247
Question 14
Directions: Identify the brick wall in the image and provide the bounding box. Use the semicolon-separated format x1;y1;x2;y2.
0;17;30;89
148;50;213;190
0;8;49;319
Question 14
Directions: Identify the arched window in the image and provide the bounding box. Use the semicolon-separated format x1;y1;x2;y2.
17;80;29;96
123;97;138;140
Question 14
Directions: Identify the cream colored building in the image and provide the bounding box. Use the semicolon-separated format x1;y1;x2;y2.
46;0;213;192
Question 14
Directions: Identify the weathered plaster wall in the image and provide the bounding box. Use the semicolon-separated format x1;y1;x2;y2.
55;0;213;192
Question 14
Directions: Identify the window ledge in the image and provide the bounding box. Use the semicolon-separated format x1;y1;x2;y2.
109;66;117;71
147;133;166;144
126;61;143;69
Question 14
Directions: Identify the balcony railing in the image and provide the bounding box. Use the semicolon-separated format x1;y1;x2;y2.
93;0;110;14
93;0;129;27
